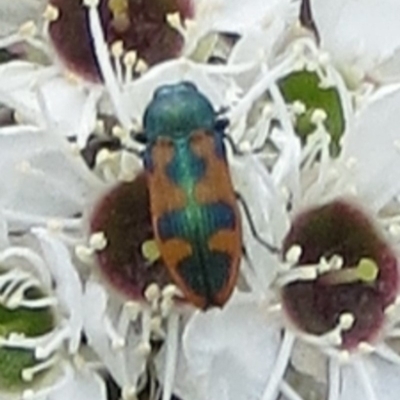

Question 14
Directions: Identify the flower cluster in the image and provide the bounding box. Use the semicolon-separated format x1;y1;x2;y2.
1;1;400;400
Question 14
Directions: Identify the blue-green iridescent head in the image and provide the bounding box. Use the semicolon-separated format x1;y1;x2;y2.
143;82;216;141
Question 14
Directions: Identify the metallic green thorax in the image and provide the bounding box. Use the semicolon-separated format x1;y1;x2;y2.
143;81;215;141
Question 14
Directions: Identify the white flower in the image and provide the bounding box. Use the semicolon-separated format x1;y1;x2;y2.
178;74;400;400
0;214;105;399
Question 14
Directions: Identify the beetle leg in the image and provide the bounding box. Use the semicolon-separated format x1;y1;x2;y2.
235;192;281;254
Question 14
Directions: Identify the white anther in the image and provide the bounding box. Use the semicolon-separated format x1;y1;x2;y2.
111;40;124;58
144;283;161;302
124;51;137;66
285;245;302;264
311;109;327;124
122;385;137;400
96;148;113;164
135;59;148;73
89;232;108;251
166;12;184;32
339;313;355;331
292;100;306;115
162;284;181;298
112;125;128;139
137;341;151;356
75;245;94;264
43;4;60;21
82;0;100;7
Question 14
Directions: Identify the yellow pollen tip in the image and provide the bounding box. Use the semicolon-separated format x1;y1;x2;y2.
355;258;379;283
141;240;160;263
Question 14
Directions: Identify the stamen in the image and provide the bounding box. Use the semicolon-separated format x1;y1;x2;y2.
318;258;379;286
83;0;132;130
111;40;125;84
137;309;151;356
122;385;138;400
144;283;161;303
104;315;125;349
75;244;95;265
22;355;57;382
276;265;318;286
123;51;137;83
134;58;148;74
166;12;186;37
284;245;302;264
261;330;295;400
89;232;108;251
35;327;70;359
162;312;180;400
43;4;60;22
357;341;375;354
297;312;355;347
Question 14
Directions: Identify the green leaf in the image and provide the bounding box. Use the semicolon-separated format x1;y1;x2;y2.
278;70;345;156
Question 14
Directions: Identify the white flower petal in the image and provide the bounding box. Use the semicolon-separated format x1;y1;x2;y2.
123;59;238;126
33;228;83;353
83;280;147;391
48;365;107;400
0;125;102;230
341;355;400;400
203;0;294;35
311;0;400;76
0;0;46;37
341;85;400;211
183;292;281;400
0;61;99;141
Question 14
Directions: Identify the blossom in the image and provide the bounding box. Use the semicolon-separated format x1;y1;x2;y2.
178;67;400;400
0;213;105;399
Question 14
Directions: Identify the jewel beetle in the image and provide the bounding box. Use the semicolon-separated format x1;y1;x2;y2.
141;81;242;309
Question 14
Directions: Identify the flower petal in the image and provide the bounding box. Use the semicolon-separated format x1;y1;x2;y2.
341;354;400;400
0;0;45;37
311;0;400;76
341;85;400;211
48;365;107;400
83;280;147;391
183;292;281;400
33;228;84;353
0;125;102;230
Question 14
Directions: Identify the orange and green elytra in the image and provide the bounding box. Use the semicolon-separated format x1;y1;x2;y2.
142;82;241;309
